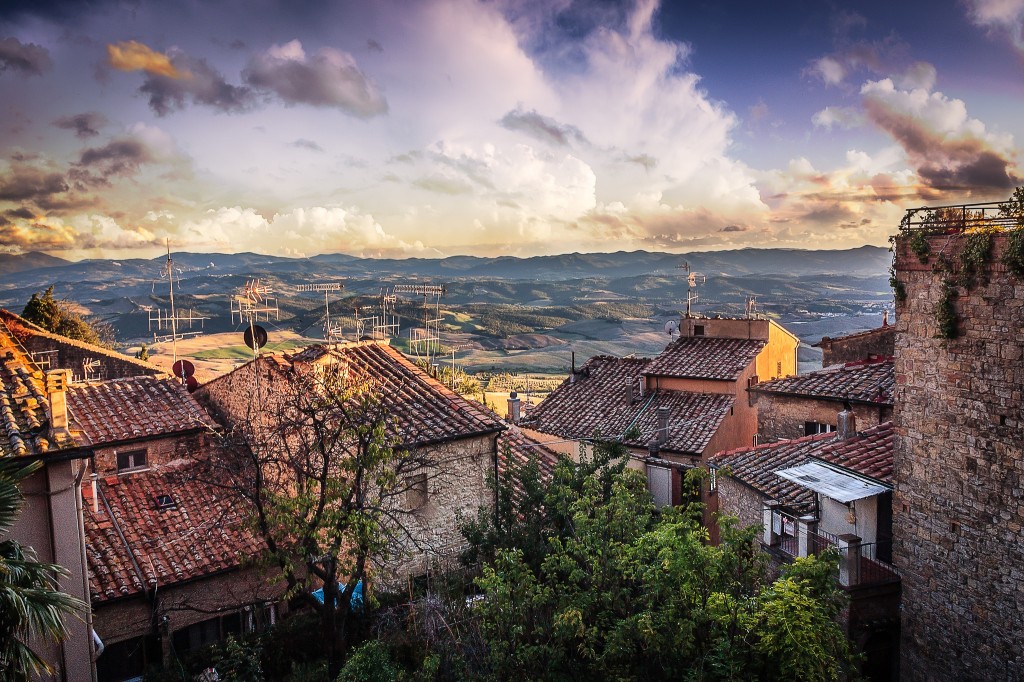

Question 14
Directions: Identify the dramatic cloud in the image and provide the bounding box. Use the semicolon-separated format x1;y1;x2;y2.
965;0;1024;51
107;41;183;78
0;37;52;76
0;164;68;202
73;124;182;185
243;40;387;117
52;112;107;138
499;108;587;147
861;78;1020;191
139;50;253;116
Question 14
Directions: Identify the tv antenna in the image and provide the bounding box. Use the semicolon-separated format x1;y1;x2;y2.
676;262;705;319
393;284;446;365
231;278;277;367
142;240;209;354
81;357;103;382
354;288;400;341
745;295;761;319
445;343;470;391
295;282;345;342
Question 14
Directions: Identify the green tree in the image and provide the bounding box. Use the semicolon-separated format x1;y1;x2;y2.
202;363;443;678
0;460;85;681
135;343;150;362
467;443;856;682
21;286;110;346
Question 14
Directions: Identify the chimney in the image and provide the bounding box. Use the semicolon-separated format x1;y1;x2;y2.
625;379;635;405
45;369;72;439
837;406;857;439
570;351;576;384
648;439;660;458
657;406;670;444
507;391;521;424
882;310;889;326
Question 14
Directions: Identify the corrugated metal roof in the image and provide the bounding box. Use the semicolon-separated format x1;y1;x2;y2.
775;460;889;503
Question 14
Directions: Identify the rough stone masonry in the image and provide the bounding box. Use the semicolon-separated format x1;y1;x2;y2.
893;233;1024;681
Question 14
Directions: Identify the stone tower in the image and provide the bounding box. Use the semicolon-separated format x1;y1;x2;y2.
892;228;1024;680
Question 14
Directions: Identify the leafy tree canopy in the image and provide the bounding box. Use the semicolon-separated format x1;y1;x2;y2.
21;286;110;346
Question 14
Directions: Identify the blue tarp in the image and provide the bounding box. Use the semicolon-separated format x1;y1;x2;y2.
311;580;364;610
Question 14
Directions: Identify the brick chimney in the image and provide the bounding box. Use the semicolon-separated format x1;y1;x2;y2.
507;391;521;424
45;369;72;440
837;406;856;439
625;380;635;405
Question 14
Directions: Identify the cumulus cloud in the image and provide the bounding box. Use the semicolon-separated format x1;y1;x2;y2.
139;50;253;116
0;37;52;76
243;40;387;117
861;78;1020;191
107;40;183;78
52;112;107;138
499;108;587;146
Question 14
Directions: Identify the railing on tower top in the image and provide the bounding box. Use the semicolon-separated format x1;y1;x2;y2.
901;199;1022;233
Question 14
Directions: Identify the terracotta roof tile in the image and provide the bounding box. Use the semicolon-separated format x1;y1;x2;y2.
710;421;894;509
497;426;560;503
69;376;217;446
523;355;734;455
83;464;264;603
643;337;765;381
0;319;80;456
750;358;894;405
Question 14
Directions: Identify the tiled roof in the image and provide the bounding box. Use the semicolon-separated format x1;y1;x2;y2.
69;376;217;446
522;355;734;455
0;319;79;456
205;341;504;447
84;463;264;603
813;324;894;347
497;425;561;503
750;358;894;405
643;337;765;381
710;421;894;508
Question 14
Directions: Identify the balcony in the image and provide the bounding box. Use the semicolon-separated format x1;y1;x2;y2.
761;505;900;589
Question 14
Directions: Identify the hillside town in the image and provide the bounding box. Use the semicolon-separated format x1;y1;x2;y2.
1;201;1022;681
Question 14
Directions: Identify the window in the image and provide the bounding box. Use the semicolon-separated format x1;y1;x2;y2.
244;602;278;634
646;464;673;508
804;422;837;436
172;613;242;655
709;467;717;492
116;449;147;472
693;324;705;336
96;635;161;682
406;473;428;510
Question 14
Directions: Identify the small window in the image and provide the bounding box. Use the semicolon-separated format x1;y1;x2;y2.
693;324;705;336
804;422;837;436
155;494;176;511
776;361;782;377
709;467;717;492
406;474;428;510
116;449;147;472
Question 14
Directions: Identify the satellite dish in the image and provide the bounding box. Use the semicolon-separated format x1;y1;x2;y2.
664;320;679;336
172;359;196;379
185;375;199;392
244;324;269;350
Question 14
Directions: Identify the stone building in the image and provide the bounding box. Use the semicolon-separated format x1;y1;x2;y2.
710;419;900;681
519;315;799;539
816;320;895;367
891;224;1024;680
199;340;505;582
749;357;893;442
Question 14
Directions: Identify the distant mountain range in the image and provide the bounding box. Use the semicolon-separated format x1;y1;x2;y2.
0;247;893;347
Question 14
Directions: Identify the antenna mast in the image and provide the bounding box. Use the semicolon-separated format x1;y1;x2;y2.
676;262;705;318
167;240;177;367
393;284;446;365
295;282;345;341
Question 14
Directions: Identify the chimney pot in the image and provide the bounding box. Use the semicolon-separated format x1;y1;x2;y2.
837;409;856;439
507;391;521;424
45;369;72;438
657;405;670;444
625;380;635;405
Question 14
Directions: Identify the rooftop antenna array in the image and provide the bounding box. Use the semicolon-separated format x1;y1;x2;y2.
141;241;208;349
745;295;762;319
295;282;345;342
393;283;446;365
354;288;400;341
445;343;470;391
230;278;280;326
676;261;706;318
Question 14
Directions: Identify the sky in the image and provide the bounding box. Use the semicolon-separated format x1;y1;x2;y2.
1;0;1024;260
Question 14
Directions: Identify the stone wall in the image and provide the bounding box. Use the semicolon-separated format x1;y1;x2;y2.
892;233;1024;681
21;332;161;381
819;325;895;366
91;431;210;475
754;392;891;442
714;476;764;534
